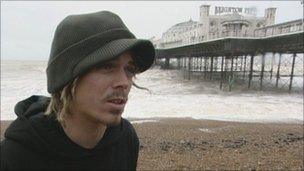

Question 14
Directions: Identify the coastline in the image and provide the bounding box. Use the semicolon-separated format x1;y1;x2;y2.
1;118;303;170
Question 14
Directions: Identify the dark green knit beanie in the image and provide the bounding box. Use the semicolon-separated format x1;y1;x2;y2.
46;11;155;93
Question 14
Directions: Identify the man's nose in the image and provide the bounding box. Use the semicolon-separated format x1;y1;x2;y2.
112;68;131;89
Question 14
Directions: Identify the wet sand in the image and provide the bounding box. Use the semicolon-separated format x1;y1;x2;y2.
1;118;303;170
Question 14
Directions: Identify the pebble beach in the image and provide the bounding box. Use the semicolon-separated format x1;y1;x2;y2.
132;118;303;170
2;118;303;170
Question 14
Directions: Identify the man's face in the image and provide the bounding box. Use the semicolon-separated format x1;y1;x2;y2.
70;52;136;126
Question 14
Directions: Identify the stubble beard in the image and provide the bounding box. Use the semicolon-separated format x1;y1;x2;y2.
106;108;123;126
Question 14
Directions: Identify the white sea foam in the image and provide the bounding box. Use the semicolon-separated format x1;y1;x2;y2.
198;128;215;133
1;60;303;123
130;120;158;124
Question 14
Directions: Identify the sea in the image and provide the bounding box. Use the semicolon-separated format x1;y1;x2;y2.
1;60;303;123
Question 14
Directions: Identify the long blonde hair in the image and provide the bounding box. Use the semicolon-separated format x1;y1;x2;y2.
44;78;78;127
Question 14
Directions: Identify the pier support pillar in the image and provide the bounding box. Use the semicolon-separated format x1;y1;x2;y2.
183;57;187;79
229;56;234;92
289;53;296;92
164;57;170;69
270;52;275;79
260;53;266;90
248;54;254;89
240;56;243;71
276;53;282;88
220;56;225;90
177;58;181;69
187;57;192;80
199;57;203;71
210;56;214;80
243;55;247;79
204;57;208;79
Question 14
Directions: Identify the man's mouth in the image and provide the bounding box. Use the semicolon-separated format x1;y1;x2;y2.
107;98;127;105
106;97;127;111
105;92;128;112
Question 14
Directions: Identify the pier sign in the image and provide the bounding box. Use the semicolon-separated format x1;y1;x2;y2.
215;6;257;16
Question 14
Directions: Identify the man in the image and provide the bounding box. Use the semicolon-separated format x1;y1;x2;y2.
1;11;155;170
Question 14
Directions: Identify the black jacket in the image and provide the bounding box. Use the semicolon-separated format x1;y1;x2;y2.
1;95;139;170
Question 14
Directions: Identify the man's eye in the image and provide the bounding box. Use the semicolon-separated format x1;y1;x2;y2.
125;66;137;77
102;65;114;70
96;64;115;71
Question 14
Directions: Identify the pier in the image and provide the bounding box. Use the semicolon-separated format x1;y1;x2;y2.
155;31;304;92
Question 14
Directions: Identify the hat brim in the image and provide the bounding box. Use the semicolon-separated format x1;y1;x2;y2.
73;38;155;77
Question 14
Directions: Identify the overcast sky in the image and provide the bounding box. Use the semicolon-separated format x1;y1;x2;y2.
1;1;303;60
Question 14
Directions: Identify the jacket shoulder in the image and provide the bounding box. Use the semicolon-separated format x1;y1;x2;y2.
122;119;139;141
121;119;139;168
1;139;42;170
